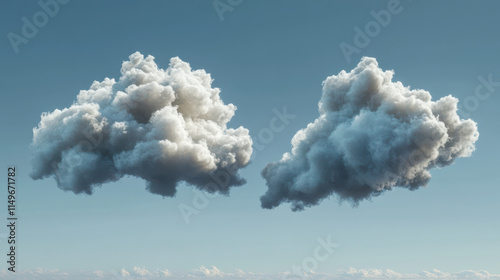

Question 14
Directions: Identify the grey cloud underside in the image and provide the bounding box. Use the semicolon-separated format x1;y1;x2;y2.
31;52;252;196
261;57;479;211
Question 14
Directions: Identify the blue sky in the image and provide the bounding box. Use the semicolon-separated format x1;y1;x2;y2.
1;0;499;278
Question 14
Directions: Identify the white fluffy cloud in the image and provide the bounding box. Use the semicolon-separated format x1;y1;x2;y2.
261;57;479;210
30;52;252;197
133;266;153;277
191;266;225;277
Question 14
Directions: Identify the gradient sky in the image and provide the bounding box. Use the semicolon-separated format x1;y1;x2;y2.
1;0;499;277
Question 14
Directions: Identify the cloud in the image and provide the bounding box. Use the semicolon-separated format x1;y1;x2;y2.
161;269;173;277
339;268;404;279
418;269;500;279
261;57;479;210
121;268;131;277
133;266;153;277
30;52;252;197
336;268;499;279
188;266;223;278
193;266;224;277
2;267;499;280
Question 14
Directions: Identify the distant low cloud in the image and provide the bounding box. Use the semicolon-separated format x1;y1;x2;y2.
2;267;499;280
191;266;225;278
30;52;252;197
132;266;154;277
261;57;479;210
336;268;499;279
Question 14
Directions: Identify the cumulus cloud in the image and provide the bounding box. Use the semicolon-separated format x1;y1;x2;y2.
340;268;404;279
133;266;153;277
190;266;224;278
261;57;479;210
161;269;173;277
30;52;252;197
121;268;131;277
337;268;499;280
